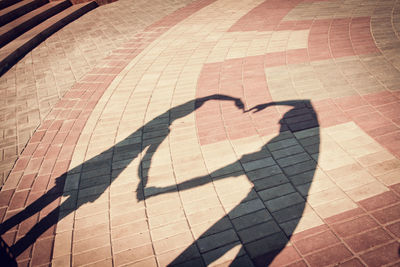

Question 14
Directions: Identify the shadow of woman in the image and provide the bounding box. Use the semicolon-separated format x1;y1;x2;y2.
0;94;245;265
143;100;320;266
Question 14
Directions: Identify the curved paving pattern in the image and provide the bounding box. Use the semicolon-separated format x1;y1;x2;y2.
0;0;196;186
1;0;400;266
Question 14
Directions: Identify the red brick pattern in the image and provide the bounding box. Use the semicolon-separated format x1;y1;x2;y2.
195;2;386;146
287;187;400;266
293;230;340;255
193;63;400;267
304;243;352;267
228;0;304;32
190;0;400;265
335;93;400;158
0;0;217;265
196;56;284;145
196;62;400;155
360;242;400;266
1;0;400;266
229;1;378;60
195;2;398;159
196;62;227;145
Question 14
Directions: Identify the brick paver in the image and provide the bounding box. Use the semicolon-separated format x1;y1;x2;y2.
1;0;400;266
0;0;197;186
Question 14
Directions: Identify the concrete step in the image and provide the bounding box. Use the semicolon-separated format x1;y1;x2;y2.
0;0;22;10
0;1;97;75
0;0;48;26
0;0;71;48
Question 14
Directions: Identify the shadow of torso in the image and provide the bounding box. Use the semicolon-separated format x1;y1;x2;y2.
0;95;243;262
165;100;320;266
0;97;319;267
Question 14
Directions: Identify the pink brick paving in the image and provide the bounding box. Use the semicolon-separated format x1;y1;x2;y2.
0;0;200;187
195;0;399;154
228;0;305;32
0;0;218;265
196;60;400;157
1;0;400;266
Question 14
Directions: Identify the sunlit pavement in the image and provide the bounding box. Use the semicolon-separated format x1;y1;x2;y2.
1;0;400;266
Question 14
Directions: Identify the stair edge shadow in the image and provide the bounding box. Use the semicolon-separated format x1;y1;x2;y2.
0;0;48;27
0;0;72;48
0;1;98;76
0;0;23;10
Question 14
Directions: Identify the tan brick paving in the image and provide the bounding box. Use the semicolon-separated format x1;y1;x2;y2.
1;0;400;266
0;0;197;186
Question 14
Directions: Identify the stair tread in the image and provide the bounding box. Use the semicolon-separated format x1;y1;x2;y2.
0;0;22;10
0;0;40;16
0;1;95;60
0;0;68;35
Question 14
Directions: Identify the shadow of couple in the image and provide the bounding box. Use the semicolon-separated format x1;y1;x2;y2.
0;94;319;266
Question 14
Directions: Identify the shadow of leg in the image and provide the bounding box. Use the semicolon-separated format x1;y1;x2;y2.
0;235;17;266
0;189;61;236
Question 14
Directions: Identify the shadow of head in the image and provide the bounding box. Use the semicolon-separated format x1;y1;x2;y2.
0;95;319;266
154;99;321;266
140;99;319;201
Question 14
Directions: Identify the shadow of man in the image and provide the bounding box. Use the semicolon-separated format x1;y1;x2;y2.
0;94;245;265
143;100;320;266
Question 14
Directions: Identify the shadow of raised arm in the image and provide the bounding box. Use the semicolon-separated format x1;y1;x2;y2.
0;94;244;262
136;94;244;200
140;100;315;201
142;161;244;200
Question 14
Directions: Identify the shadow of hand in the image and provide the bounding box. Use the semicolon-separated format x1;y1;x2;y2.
246;103;271;113
137;185;177;201
235;99;245;111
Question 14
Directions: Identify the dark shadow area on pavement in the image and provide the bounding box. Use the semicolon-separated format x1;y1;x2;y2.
0;94;244;265
0;95;319;266
143;100;320;266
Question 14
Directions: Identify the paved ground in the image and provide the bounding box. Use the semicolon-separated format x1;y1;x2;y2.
1;0;400;266
0;0;196;186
